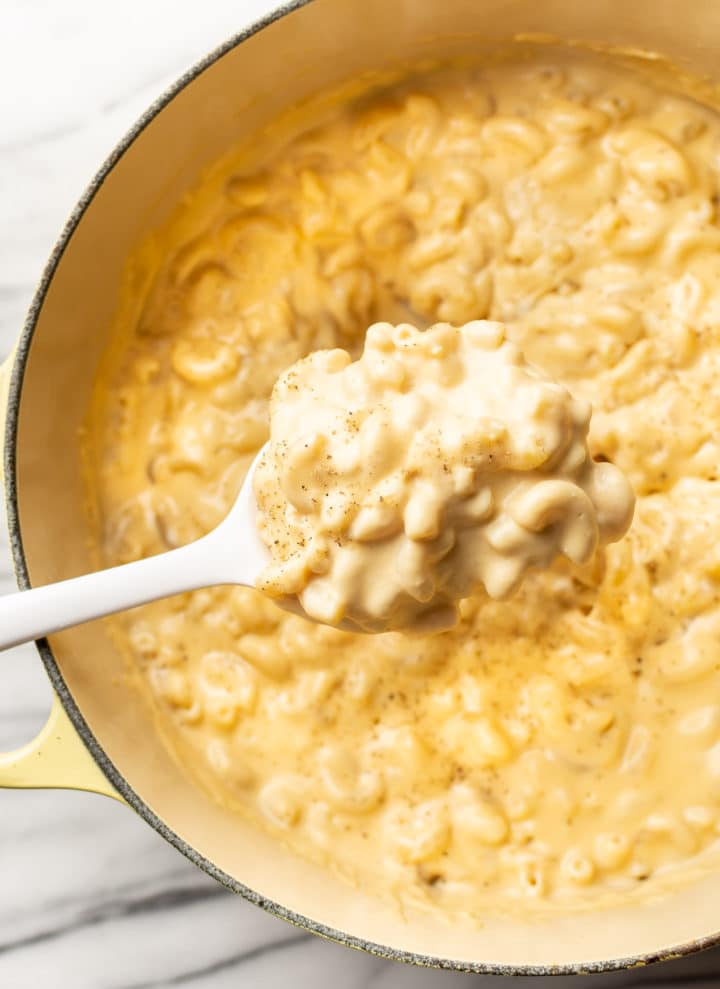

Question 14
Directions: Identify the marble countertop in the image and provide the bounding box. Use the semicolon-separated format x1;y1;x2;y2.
3;2;720;985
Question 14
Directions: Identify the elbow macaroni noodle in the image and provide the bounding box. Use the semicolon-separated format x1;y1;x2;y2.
254;320;633;631
87;51;720;920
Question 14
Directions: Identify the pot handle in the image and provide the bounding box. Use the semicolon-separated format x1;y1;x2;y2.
0;352;123;801
0;351;123;801
0;692;123;800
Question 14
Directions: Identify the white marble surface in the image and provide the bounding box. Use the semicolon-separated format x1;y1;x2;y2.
4;2;720;985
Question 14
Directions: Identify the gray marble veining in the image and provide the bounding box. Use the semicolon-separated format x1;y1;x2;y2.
3;2;720;985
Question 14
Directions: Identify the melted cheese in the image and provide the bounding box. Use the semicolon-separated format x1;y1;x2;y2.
254;319;633;631
87;52;720;920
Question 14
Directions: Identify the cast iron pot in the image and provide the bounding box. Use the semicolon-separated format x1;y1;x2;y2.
4;0;720;974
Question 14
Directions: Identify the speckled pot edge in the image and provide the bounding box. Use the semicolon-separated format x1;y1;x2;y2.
4;0;719;974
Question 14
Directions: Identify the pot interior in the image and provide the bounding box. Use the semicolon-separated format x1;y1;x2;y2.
11;0;720;970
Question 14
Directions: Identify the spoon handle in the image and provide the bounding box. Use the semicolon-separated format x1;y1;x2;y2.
0;536;219;650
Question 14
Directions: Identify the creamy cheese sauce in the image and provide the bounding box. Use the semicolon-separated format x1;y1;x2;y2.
254;319;634;631
87;52;720;919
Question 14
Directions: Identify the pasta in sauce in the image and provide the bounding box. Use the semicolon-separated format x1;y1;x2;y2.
254;319;634;632
88;52;720;919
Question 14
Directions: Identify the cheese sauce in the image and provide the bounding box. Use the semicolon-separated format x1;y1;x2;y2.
254;319;634;632
87;52;720;919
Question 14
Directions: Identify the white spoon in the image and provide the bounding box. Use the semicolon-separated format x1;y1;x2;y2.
0;446;274;650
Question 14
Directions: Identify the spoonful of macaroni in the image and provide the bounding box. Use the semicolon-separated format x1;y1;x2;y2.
0;320;634;648
254;320;634;632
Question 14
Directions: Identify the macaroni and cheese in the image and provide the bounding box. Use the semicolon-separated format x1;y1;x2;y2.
87;51;720;919
254;319;634;631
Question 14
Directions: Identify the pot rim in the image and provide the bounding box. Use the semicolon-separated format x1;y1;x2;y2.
4;0;718;974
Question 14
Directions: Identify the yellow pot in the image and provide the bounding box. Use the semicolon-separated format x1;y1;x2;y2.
4;0;720;973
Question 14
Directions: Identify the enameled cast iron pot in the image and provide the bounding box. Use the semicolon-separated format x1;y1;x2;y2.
4;0;720;973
